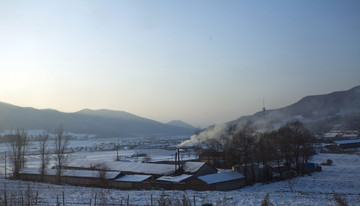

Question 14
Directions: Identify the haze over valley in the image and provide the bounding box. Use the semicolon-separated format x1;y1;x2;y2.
1;1;360;205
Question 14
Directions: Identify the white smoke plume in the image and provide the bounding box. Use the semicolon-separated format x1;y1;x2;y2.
177;123;229;148
177;111;280;148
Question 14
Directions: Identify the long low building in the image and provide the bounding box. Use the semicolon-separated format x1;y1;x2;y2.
333;139;360;150
18;160;246;191
19;168;120;187
65;159;217;178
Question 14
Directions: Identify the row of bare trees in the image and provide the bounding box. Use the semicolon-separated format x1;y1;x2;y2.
7;129;28;179
6;126;70;184
199;120;316;184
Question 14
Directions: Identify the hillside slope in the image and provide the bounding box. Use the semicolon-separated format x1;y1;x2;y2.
166;120;196;130
0;102;194;137
230;85;360;132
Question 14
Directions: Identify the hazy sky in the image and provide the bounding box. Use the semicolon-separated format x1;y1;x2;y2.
1;1;360;127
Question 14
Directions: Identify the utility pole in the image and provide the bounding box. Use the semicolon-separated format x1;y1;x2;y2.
117;148;119;161
4;151;6;178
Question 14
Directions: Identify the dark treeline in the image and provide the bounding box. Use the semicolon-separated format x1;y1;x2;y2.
198;120;316;185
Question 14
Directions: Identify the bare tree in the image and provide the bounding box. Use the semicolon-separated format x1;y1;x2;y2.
158;192;172;206
38;131;50;181
299;128;316;172
277;124;295;176
93;163;109;188
7;128;28;179
231;122;257;185
53;126;70;184
277;121;315;176
261;193;273;206
256;132;277;182
267;131;285;179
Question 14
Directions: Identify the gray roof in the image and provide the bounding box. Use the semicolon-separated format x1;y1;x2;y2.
20;168;120;179
67;159;174;175
21;168;57;176
198;171;244;185
183;162;206;173
333;139;360;145
68;159;209;176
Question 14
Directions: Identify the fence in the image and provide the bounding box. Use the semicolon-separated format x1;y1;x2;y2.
0;188;204;206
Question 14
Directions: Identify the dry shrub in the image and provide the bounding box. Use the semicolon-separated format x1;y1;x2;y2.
332;190;348;206
261;193;274;206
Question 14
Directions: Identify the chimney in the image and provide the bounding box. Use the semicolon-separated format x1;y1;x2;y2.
177;146;181;169
174;151;178;171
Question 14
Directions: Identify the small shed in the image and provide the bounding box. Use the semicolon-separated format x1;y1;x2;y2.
197;171;245;191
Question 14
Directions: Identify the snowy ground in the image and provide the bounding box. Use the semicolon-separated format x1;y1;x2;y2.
0;136;359;205
0;153;359;205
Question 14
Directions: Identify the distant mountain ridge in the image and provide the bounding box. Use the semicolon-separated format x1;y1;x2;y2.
166;120;196;129
230;85;360;132
0;103;194;137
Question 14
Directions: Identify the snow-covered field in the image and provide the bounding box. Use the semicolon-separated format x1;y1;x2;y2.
0;137;359;205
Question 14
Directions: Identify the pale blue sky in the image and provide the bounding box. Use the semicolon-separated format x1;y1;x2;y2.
1;1;359;127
